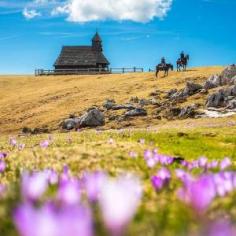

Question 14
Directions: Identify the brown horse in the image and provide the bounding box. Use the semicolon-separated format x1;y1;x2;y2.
156;63;173;78
177;55;189;71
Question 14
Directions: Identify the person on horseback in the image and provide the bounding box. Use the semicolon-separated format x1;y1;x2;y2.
180;51;185;62
161;57;166;67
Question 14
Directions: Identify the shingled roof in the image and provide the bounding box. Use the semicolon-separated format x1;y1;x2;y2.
54;46;109;67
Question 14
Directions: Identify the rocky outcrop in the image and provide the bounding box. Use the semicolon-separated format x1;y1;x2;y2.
183;82;203;96
103;99;116;110
79;108;105;127
204;65;236;90
206;85;236;108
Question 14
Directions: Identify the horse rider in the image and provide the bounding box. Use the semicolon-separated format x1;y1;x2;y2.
161;57;166;67
180;51;185;61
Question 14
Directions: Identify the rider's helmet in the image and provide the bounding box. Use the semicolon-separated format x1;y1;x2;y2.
161;57;165;62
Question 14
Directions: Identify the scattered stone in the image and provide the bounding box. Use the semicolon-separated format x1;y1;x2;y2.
204;74;221;90
112;104;136;110
220;64;236;84
227;99;236;109
103;99;116;110
199;89;208;95
183;82;203;96
206;85;236;108
124;108;147;117
165;89;178;99
79;108;105;128
62;118;80;130
206;90;226;108
164;107;181;119
178;105;198;119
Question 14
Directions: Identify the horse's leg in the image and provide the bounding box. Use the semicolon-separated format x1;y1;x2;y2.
155;70;158;78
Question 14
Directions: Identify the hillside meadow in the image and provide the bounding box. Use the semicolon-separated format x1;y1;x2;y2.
0;66;233;134
0;67;236;235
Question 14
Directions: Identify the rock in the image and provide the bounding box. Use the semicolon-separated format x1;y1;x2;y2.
199;89;208;95
206;85;236;108
230;75;236;85
220;64;236;83
125;108;147;117
139;99;152;106
103;99;116;110
62;118;80;130
164;107;181;119
166;89;178;98
204;74;221;90
178;105;198;119
112;104;136;110
79;108;105;127
183;82;203;96
227;99;236;109
206;90;226;108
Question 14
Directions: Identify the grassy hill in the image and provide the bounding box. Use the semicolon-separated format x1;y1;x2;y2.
0;66;236;134
1;66;236;236
0;67;235;134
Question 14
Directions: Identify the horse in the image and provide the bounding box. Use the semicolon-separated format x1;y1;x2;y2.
177;55;189;71
156;63;173;78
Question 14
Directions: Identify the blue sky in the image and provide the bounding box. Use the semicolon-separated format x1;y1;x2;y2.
0;0;235;74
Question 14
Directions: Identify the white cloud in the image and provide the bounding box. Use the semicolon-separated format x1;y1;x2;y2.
52;0;173;23
23;8;41;19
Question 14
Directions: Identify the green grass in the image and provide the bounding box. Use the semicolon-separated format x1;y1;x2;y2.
0;127;236;235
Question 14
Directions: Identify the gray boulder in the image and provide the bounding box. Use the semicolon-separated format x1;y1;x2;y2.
178;105;198;119
183;82;203;96
206;90;226;108
227;99;236;109
103;99;116;110
204;74;221;90
62;118;80;130
79;108;105;127
125;108;147;117
220;64;236;84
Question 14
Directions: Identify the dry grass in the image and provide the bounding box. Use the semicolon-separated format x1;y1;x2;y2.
1;66;235;134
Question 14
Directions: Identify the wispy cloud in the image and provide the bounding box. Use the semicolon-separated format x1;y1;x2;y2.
23;8;41;19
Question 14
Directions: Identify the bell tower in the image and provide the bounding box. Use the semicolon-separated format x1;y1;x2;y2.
92;31;103;52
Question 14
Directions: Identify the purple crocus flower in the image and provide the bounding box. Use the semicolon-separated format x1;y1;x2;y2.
0;160;6;173
175;169;193;184
206;219;236;236
9;137;17;147
99;175;142;235
198;157;208;168
44;169;58;185
207;160;219;169
83;171;107;202
14;203;93;236
151;168;171;191
0;152;7;159
151;176;164;191
57;179;81;205
220;157;232;170
146;157;157;168
144;150;153;160
21;171;49;201
40;140;50;149
178;175;216;213
18;143;26;151
129;151;138;159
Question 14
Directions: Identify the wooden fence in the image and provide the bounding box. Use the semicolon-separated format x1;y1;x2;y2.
35;67;144;76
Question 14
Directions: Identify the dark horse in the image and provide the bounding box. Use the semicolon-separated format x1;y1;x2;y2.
177;55;189;71
156;63;173;78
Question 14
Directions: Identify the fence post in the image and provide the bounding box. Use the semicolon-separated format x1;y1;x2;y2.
134;67;136;72
142;68;144;72
122;68;125;73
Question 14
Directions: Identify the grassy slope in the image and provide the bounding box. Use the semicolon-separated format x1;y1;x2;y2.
1;66;236;134
0;67;236;235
